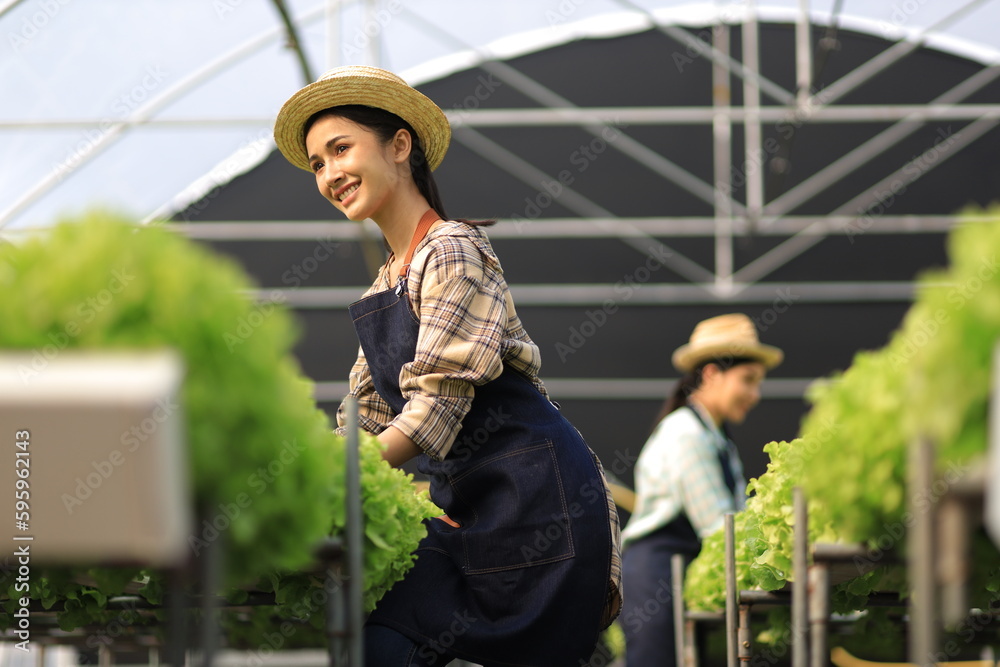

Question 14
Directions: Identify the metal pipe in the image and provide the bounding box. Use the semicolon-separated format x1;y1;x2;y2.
685;618;700;667
738;605;752;662
327;561;346;664
938;495;970;627
725;513;738;667
792;487;808;667
166;566;189;667
808;564;829;667
7;104;1000;129
198;530;222;667
159;214;971;242
713;20;734;293
345;396;365;665
742;1;764;227
260;279;921;311
908;438;938;666
313;377;839;404
795;0;813;106
673;553;686;667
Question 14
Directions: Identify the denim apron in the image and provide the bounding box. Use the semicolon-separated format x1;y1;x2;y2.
350;210;614;667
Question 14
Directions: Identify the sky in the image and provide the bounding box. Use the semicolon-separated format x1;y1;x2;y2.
1;0;998;233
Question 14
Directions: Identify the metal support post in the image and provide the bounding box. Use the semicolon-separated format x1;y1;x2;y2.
327;558;347;665
938;494;970;627
712;19;734;293
725;513;738;667
738;604;752;662
325;394;363;665
795;0;813;105
909;437;938;667
166;565;189;667
808;562;829;667
684;616;700;667
198;529;222;667
793;487;809;667
345;395;365;665
673;553;687;667
742;0;764;227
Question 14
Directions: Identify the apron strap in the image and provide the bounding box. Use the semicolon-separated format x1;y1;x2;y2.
398;208;441;283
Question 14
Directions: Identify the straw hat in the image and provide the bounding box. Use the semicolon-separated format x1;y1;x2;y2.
273;65;451;173
671;313;783;372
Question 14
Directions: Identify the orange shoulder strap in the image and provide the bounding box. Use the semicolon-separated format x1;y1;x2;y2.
398;208;440;282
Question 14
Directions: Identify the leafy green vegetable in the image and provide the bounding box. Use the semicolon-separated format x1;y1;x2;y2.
0;211;437;635
683;510;758;612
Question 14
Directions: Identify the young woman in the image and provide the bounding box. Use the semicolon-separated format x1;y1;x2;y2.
619;313;783;667
273;66;621;667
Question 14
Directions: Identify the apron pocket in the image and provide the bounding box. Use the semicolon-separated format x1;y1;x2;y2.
448;441;575;575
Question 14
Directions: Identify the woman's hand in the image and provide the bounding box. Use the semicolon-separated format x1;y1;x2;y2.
377;425;423;467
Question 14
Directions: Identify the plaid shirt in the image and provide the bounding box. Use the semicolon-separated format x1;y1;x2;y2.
336;221;546;458
621;401;747;547
336;220;622;625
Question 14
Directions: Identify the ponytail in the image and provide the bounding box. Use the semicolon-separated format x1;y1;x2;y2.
653;369;702;427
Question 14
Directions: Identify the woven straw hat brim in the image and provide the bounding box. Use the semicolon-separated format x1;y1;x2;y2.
273;67;451;172
672;341;783;373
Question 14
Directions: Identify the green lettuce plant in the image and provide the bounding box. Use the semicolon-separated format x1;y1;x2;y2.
0;211;436;635
684;206;1000;639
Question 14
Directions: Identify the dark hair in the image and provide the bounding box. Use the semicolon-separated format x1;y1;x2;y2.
304;105;493;227
651;356;760;429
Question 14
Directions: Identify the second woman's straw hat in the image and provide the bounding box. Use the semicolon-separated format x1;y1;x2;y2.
672;313;783;372
273;65;451;172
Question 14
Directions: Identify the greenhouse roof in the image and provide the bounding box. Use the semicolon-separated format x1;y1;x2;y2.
2;0;999;233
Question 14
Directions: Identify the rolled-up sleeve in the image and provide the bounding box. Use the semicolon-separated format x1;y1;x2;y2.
390;236;508;460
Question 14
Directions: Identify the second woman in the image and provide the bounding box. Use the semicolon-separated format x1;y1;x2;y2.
620;313;783;666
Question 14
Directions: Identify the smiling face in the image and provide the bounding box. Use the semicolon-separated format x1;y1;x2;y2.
304;114;411;222
696;361;766;425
